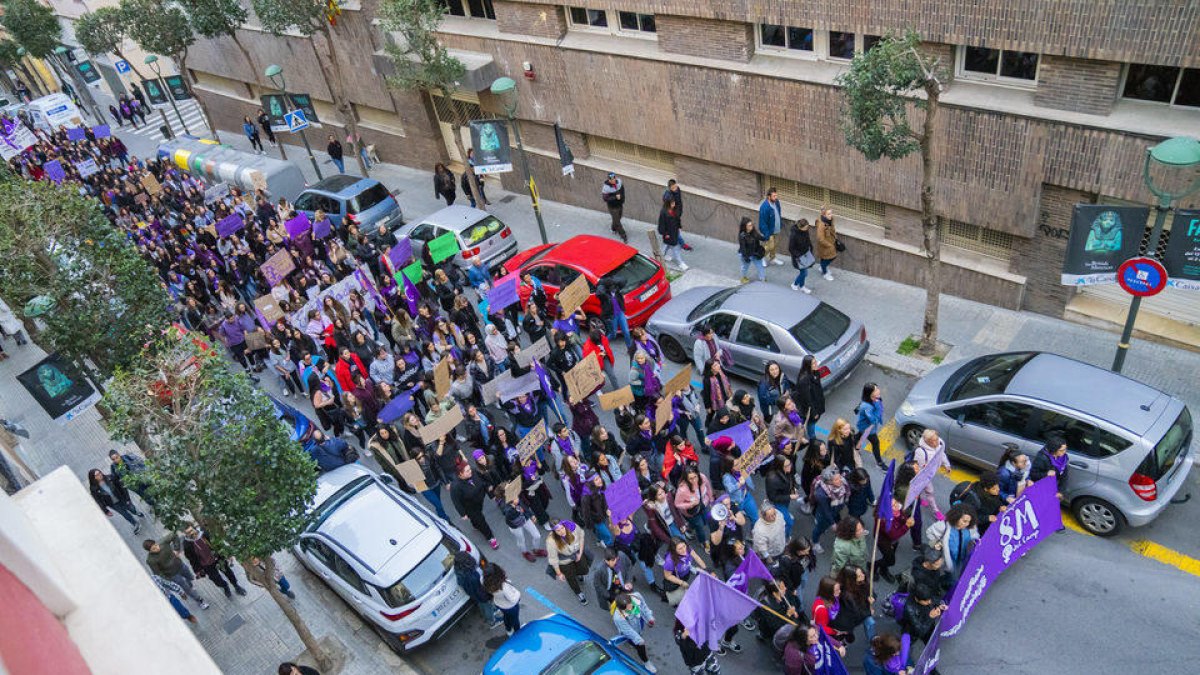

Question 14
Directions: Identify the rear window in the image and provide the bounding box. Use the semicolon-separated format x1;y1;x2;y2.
942;352;1036;403
349;184;392;214
376;536;456;607
462;216;505;245
601;253;658;294
544;641;611;675
688;287;737;322
789;302;851;353
1147;407;1192;480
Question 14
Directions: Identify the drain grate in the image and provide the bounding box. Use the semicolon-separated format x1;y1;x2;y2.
222;614;246;635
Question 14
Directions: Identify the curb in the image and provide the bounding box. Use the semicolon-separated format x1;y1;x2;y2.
864;351;937;378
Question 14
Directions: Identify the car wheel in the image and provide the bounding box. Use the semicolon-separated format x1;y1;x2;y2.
1072;496;1125;537
659;335;687;364
902;424;925;451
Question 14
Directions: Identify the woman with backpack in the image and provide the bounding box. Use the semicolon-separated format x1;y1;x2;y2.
924;504;978;580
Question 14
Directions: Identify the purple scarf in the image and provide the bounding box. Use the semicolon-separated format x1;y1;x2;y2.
1049;451;1068;474
704;336;732;368
787;410;802;426
556;436;576;457
641;361;661;399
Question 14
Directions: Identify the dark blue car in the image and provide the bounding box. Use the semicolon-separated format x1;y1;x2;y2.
294;175;403;233
484;613;653;675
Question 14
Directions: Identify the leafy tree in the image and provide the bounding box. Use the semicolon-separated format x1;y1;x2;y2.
837;31;946;356
177;0;256;80
1;0;61;58
104;331;328;670
0;168;172;380
75;6;152;81
251;0;371;175
379;0;484;205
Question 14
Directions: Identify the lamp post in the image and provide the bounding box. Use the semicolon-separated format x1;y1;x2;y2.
144;55;189;135
1111;136;1200;373
490;76;548;245
52;46;103;123
265;64;322;180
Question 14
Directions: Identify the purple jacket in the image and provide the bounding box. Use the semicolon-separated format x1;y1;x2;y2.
219;318;246;346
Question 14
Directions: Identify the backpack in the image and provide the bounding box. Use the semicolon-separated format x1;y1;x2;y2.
949;480;982;511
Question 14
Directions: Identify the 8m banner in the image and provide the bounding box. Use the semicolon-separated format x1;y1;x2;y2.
1060;205;1147;285
469;119;513;174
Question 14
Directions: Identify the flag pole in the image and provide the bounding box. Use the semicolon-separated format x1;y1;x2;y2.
693;570;799;628
867;516;883;601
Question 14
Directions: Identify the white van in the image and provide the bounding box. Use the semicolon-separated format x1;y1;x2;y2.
25;93;83;132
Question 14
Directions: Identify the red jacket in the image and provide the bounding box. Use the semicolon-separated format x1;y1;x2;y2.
583;334;614;367
334;354;367;392
662;441;699;480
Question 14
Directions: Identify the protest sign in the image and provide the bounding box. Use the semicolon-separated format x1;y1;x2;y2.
285;212;311;238
44;160;65;184
400;260;423;284
434;358;452;397
555;274;590;316
497;371;540;402
487;277;520;312
141;173;162;195
662;365;693;396
260;249;296;287
204;182;230;204
503;477;522;504
254;295;285;324
396;460;428;491
216;213;244;238
516;420;548;462
604;471;641;524
376;394;415;425
93;124;111;138
481;369;512;405
705;421;754;453
599;385;635;410
417;404;464;444
312;216;332;240
675;573;760;651
0;119;36;160
655;396;674;433
428;231;460;264
565;356;604;403
515;339;551;368
66;127;87;141
733;430;772;474
387;239;412;269
903;445;946;509
75;158;99;178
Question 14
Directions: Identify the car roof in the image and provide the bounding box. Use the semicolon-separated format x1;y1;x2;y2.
1005;353;1172;435
306;174;376;196
313;472;438;577
535;235;637;277
419;205;492;232
486;614;621;674
718;282;822;327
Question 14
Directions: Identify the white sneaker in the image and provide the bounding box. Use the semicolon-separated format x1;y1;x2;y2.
790;283;799;290
801;287;812;294
823;272;834;281
645;663;658;673
772;259;784;266
678;262;689;271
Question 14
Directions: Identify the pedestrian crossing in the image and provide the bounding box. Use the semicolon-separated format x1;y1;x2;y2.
112;100;209;140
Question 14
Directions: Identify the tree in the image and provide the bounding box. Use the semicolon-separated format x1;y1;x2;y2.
251;0;371;175
379;0;484;206
75;6;152;82
0;167;173;380
177;0;256;87
0;38;35;94
104;331;329;670
836;31;945;356
1;0;60;58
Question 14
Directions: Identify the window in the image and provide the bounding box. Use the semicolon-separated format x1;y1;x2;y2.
759;24;814;53
828;31;857;60
349;184;392;214
294;192;339;214
602;254;659;294
938;218;1016;262
331;553;367;593
587;135;675;173
735;319;778;352
789;303;852;353
461;215;505;246
763;174;886;226
568;8;656;37
618;11;656;34
1033;411;1131;458
688;287;737;322
443;0;495;19
950;401;1037;438
1122;64;1200;108
568;7;607;28
551;264;583;288
545;642;612;674
301;538;337;568
377;538;456;607
706;312;738;340
958;46;1039;83
1149;408;1191;479
942;352;1036;403
408;222;439;242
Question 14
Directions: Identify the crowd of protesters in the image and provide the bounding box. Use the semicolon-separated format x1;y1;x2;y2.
2;116;1063;675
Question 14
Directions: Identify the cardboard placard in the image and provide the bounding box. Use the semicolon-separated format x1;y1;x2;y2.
75;158;99;178
654;396;674;433
497;371;541;402
599;385;635;410
733;430;773;474
260;249;296;288
244;329;268;351
141;173;162;195
481;369;512;405
565;355;604;404
516;420;548;463
555;274;590;317
503;477;522;504
434;358;452;398
417;403;464;444
662;365;693;397
515;339;552;368
255;295;285;324
428;231;461;264
396;459;428;491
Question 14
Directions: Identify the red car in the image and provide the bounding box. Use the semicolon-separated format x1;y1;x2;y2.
501;235;672;326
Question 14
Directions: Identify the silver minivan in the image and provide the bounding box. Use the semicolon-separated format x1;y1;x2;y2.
396;205;518;272
894;351;1193;536
294;465;479;651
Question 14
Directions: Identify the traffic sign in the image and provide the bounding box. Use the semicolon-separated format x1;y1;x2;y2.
284;109;309;133
114;59;131;74
1117;256;1168;297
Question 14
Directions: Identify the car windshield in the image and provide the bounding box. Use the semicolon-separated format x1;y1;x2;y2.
687;287;738;322
543;641;611;675
789;302;851;353
293;192;323;212
942;352;1037;403
308;476;372;527
462;216;505;245
349;184;392;214
377;537;456;607
1150;407;1192;480
601;253;657;294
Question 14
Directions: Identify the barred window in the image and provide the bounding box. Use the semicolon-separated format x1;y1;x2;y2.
938;218;1015;262
588;135;675;173
443;0;495;20
763;175;886;226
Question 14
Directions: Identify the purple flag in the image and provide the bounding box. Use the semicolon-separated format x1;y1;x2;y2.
217;213;244;237
285;212;312;238
353;268;386;313
875;459;896;530
401;271;420;317
814;625;851;675
377;391;417;424
903;444;946;509
532;358;555;400
93;124;111;138
705;421;754;454
674;573;761;651
66;127;86;141
387;238;412;270
44;160;65;184
603;470;641;524
727;549;774;594
312;216;332;240
487;277;519;311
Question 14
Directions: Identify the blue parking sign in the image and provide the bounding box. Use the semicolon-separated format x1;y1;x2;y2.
115;59;131;74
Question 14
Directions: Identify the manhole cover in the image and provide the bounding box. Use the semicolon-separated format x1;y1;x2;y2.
222;614;246;635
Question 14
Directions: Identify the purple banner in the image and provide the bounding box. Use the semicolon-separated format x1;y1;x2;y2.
487;277;519;311
387;238;412;269
66;127;87;141
903;445;946;509
312;216;332;240
705;421;754;453
913;476;1063;673
604;470;641;524
44;160;66;184
93;124;111;139
285;212;311;238
217;213;245;238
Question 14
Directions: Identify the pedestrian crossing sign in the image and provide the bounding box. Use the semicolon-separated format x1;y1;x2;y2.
284;109;308;133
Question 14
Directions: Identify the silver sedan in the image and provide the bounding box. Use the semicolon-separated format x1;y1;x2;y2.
647;282;869;388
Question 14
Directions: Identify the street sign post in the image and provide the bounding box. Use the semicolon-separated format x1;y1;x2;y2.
1116;257;1168;297
287;93;321;127
284;109;309;133
114;59;131;74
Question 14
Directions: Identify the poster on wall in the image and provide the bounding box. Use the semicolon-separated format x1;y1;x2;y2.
1060;205;1147;285
469;119;513;175
1164;209;1200;290
142;78;169;106
16;354;100;422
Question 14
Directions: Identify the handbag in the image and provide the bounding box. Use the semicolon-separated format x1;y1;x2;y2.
835;238;846;253
796;251;816;269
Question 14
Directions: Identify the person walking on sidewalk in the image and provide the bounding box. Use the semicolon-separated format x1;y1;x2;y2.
257;108;277;147
327;135;345;173
455;550;502;627
144;534;209;609
434;163;457;206
663;179;694;251
152;574;198;624
181;524;248;599
788;218;816;294
483;564;523;635
601;173;628;242
109;104;124;127
737;216;767;283
109;449;155;510
815;206;840;281
757;187;785;266
243;116;264;154
88;468;145;533
612;592;659;673
658;199;688;270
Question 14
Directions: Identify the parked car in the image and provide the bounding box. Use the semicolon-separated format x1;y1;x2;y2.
647;282;867;387
894;351;1194;536
294;175;403;232
502;235;671;326
484;613;653;675
294;464;479;652
395;205;517;272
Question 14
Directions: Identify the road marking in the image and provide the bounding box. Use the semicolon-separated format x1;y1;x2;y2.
1128;540;1200;578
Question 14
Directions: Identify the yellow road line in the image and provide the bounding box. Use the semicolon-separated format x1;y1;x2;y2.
1129;540;1200;578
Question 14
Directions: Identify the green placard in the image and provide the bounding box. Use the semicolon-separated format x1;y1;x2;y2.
398;261;423;284
428;231;461;264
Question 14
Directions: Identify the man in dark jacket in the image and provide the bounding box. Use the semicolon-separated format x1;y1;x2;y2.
144;533;208;608
901;583;945;646
450;464;498;548
1030;432;1070;499
600;173;628;242
327;134;345;173
657;200;687;270
592;547;635;607
309;431;354;472
182;524;247;598
663;179;693;250
909;547;953;600
109;449;155;508
596;280;632;352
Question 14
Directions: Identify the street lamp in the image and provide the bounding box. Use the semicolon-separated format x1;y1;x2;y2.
1111;136;1200;372
144;55;189;135
53;46;104;124
265;64;322;180
490;76;548;245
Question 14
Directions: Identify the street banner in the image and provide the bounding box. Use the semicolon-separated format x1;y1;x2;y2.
1061;205;1146;285
434;358;452;397
599;386;635;410
913;476;1063;674
261;94;289;133
1;118;36;160
706;421;754;453
555;274;590;317
814;627;851;675
497;371;541;402
604;470;641;524
217;213;244;238
554;122;575;176
469;119;513;175
662;365;693;397
386;239;412;270
417;404;464;444
288;269;379;329
515;339;551;368
75;158;99;178
164;75;192;101
727;549;773;594
260;249;296;287
16;354;100;422
675;572;761;650
93;124;111;139
285;212;311;238
142;78;169;106
516;420;548;462
1164;209;1200;290
903;445;946;509
487;277;520;311
654;395;674;433
733;430;772;474
66;127;86;141
44;160;65;184
565;356;604;404
428;231;460;264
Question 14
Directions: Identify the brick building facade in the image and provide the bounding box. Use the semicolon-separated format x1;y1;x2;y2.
183;0;1200;327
